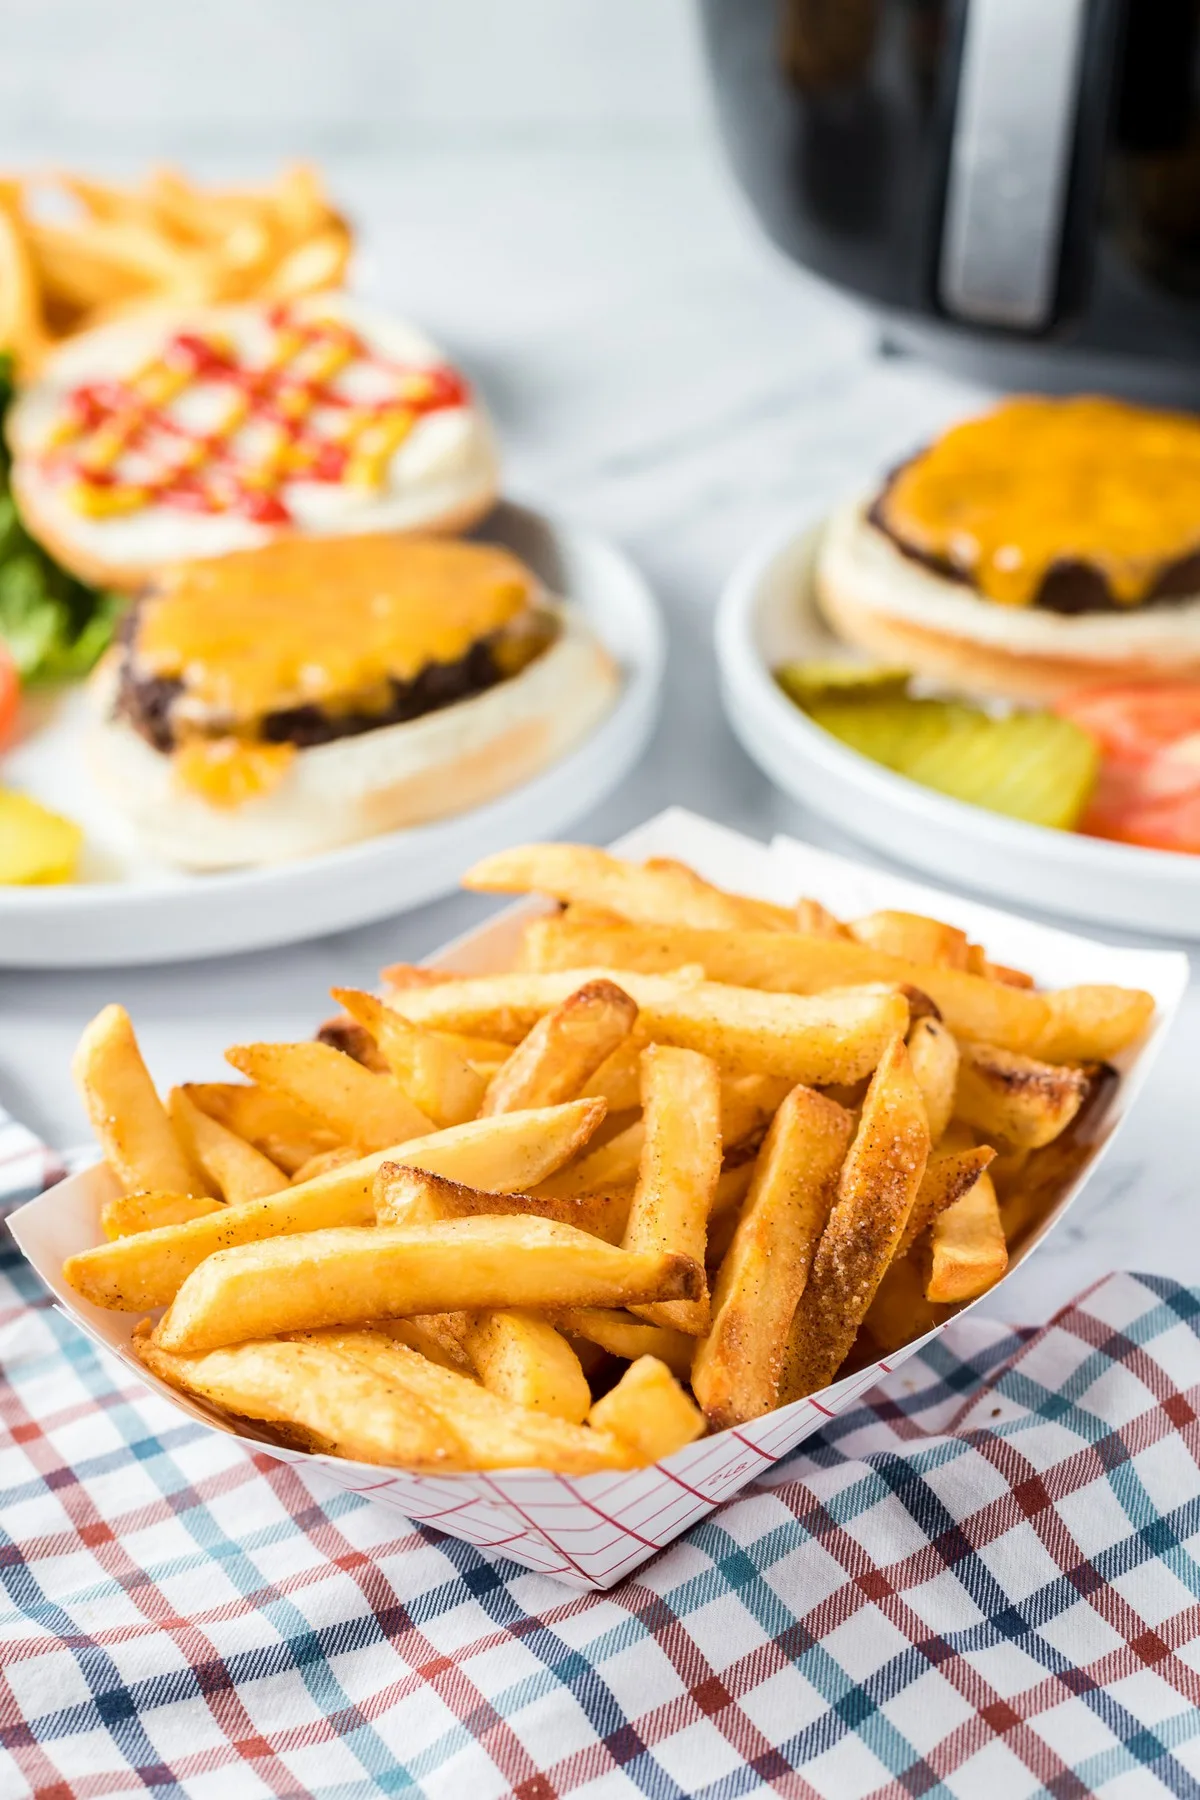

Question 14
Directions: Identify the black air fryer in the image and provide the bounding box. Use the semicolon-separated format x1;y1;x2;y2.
699;0;1200;393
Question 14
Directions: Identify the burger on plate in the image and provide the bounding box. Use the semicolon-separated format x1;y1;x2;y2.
815;395;1200;703
93;531;618;868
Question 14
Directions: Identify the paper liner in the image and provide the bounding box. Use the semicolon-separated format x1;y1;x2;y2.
10;808;1189;1590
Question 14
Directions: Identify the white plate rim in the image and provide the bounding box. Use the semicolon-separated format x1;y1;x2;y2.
715;504;1200;903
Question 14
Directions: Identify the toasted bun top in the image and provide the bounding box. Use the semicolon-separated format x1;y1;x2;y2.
132;533;540;726
8;292;498;574
878;396;1200;611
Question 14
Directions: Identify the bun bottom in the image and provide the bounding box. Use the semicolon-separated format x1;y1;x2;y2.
90;610;619;869
815;501;1200;703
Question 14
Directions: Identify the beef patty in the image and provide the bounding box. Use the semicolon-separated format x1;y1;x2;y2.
869;470;1200;616
114;601;518;754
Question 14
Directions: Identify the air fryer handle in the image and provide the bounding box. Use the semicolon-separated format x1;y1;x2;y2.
939;0;1090;331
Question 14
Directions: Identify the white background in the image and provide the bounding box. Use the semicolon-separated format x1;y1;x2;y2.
3;0;1195;1318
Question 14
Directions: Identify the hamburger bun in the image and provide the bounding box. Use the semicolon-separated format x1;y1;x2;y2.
815;498;1200;705
7;292;499;588
90;605;618;869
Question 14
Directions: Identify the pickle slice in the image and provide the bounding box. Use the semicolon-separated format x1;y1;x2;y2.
776;661;911;709
798;696;1098;830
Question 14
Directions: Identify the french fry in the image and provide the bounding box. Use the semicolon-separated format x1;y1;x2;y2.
383;967;909;1085
153;1216;705;1354
551;1308;696;1380
579;1031;649;1111
102;1191;224;1239
311;1330;631;1473
481;979;638;1115
1032;987;1155;1063
374;1164;632;1244
374;1315;473;1374
894;1146;996;1259
135;1330;461;1469
0;185;48;373
462;1311;591;1422
906;1016;960;1145
64;1101;607;1312
182;1082;340;1175
780;1036;931;1401
167;1088;289;1204
624;1045;722;1335
225;1041;434;1153
464;843;795;931
517;919;1153;1061
289;1147;359;1185
73;1005;210;1197
692;1085;853;1429
862;1255;950;1355
718;1072;794;1150
927;1170;1008;1302
795;898;848;938
533;1122;645;1200
330;988;485;1127
850;910;971;969
587;1357;706;1461
954;1043;1089;1149
314;1014;390;1072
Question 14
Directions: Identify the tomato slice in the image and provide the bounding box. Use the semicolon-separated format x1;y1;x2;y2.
1083;782;1200;854
0;645;18;751
1058;682;1200;764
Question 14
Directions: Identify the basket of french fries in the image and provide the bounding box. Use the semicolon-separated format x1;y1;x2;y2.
10;810;1186;1589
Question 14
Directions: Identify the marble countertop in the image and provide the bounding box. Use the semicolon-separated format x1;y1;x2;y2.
3;136;1195;1321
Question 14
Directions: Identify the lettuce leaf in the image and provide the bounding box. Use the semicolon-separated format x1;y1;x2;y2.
0;352;121;683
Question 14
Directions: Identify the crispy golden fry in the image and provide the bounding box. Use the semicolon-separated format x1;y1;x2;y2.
315;1014;390;1072
552;1308;696;1380
862;1255;950;1356
435;1030;518;1068
906;1016;960;1146
64;1102;606;1312
850;910;971;970
1032;987;1155;1063
225;1041;434;1153
794;898;848;939
73;1005;209;1197
781;1036;931;1401
718;1072;794;1150
481;979;638;1116
587;1357;706;1461
101;1191;224;1239
954;1042;1089;1150
374;1163;631;1244
383;967;909;1085
894;1146;996;1259
168;1088;289;1204
692;1085;853;1429
518;920;1153;1062
927;1170;1008;1302
0;185;48;373
154;1216;705;1354
464;843;795;931
579;1031;649;1111
289;1147;359;1184
463;1310;591;1422
312;1330;632;1473
135;1330;460;1468
373;1315;473;1374
330;988;485;1127
182;1082;340;1175
624;1045;722;1335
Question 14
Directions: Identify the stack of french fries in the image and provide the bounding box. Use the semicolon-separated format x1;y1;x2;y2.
61;845;1155;1474
1;165;352;375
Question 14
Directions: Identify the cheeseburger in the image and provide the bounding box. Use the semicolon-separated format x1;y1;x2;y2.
816;396;1200;702
93;532;617;868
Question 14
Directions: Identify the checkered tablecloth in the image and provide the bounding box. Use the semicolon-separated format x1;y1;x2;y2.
3;1114;1200;1798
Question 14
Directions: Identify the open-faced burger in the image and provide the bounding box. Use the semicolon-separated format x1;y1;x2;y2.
815;396;1200;702
92;531;617;868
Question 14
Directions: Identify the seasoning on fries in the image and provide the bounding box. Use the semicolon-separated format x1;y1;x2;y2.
62;842;1154;1473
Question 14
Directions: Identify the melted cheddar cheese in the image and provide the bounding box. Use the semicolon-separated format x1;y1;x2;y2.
135;534;536;725
880;396;1200;608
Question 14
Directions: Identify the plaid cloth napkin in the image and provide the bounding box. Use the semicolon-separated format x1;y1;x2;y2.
3;1110;1200;1799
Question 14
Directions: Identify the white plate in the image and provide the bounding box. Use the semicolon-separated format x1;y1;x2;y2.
1;503;664;967
716;507;1200;939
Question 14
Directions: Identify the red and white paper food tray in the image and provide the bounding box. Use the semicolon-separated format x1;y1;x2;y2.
9;809;1189;1590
